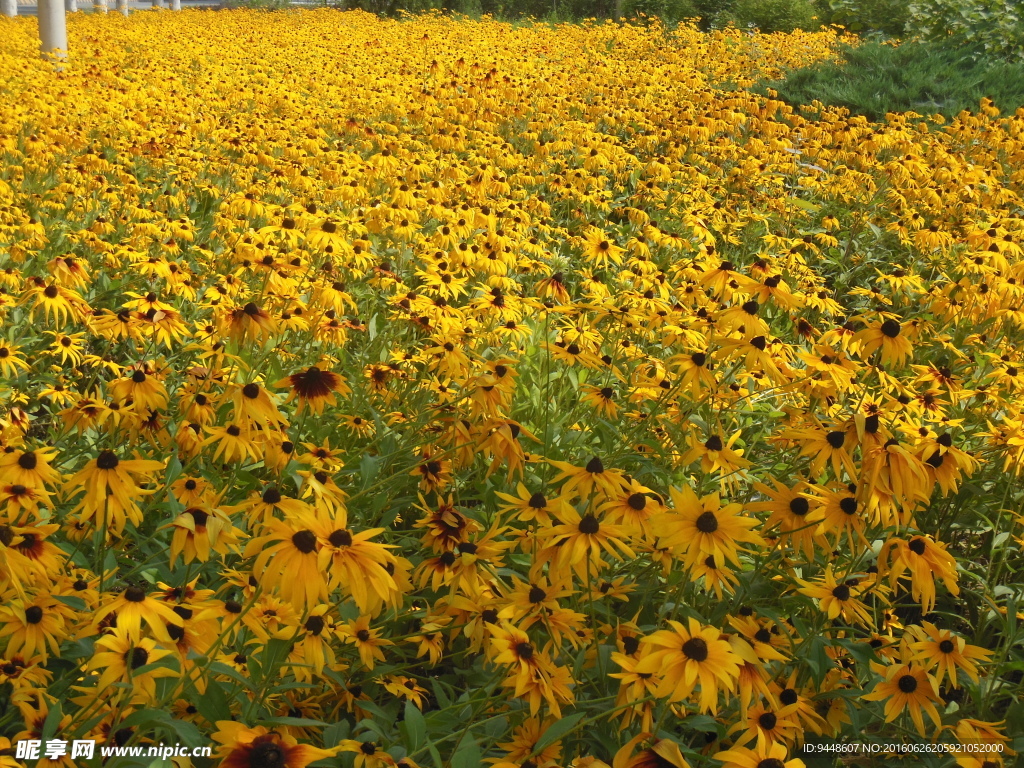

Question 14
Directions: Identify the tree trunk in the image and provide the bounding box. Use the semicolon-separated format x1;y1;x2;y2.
152;0;164;8
38;0;68;69
93;0;107;11
65;0;77;11
116;0;128;13
171;0;180;8
1;0;16;16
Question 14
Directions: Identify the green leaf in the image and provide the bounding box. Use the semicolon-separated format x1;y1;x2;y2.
787;196;821;212
41;700;63;741
259;716;330;728
208;661;256;692
400;701;426;750
52;594;88;611
533;712;584;753
196;678;233;724
360;454;381;489
680;713;720;734
450;738;481;768
324;720;351;747
167;716;205;747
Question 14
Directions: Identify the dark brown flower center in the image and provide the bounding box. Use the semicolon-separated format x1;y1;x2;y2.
898;674;918;693
97;450;120;470
291;530;317;553
129;647;149;669
881;319;901;338
627;493;646;510
695;511;718;533
248;740;285;768
826;430;845;448
329;529;353;547
682;637;709;662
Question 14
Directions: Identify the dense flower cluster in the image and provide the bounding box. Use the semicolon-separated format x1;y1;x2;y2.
0;8;1022;768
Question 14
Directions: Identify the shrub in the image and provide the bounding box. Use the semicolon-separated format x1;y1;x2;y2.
731;0;816;32
622;0;700;23
906;0;1024;61
757;39;1024;120
819;0;910;37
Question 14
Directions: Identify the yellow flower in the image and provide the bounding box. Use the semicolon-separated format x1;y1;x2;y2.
636;617;741;713
862;662;943;735
652;485;764;570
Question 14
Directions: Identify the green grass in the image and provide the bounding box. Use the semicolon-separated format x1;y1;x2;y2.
755;39;1024;121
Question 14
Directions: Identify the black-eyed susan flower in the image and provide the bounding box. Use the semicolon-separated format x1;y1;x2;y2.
246;516;329;611
612;733;691;768
88;629;177;705
653;485;763;570
907;621;991;687
341;615;392;670
636;617;741;713
276;365;350;415
489;622;574;718
713;738;806;768
212;722;336;768
65;450;164;536
795;566;873;627
90;585;184;643
879;535;959;614
862;662;942;735
854;315;914;367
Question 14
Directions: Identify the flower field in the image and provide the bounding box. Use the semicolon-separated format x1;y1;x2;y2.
1;8;1024;768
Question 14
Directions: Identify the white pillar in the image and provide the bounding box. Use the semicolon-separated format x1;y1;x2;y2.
93;0;107;11
151;0;164;7
116;0;128;13
170;0;180;9
38;0;68;68
1;0;16;17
